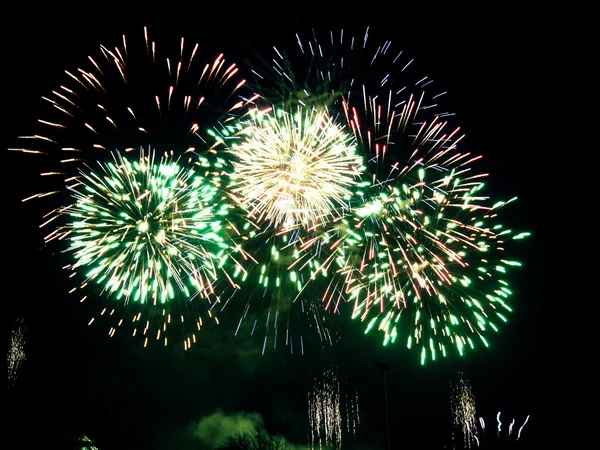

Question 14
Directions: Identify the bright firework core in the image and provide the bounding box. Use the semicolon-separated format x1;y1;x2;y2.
136;214;170;245
228;106;364;230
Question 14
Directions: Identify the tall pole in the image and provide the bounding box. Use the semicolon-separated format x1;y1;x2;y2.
376;361;391;450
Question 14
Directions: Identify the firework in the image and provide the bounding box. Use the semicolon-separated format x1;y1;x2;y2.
10;25;255;207
9;28;256;347
451;373;479;449
10;25;529;360
11;27;252;170
7;318;26;387
224;105;364;230
338;98;529;364
308;365;359;449
245;26;453;116
51;149;249;347
247;28;529;363
332;118;530;365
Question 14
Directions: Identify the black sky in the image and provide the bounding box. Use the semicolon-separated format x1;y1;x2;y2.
4;8;550;450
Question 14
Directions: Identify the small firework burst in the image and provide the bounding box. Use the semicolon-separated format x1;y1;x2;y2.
7;318;26;387
451;373;479;449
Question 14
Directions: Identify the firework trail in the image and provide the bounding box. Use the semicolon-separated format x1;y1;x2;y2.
476;412;530;448
308;365;359;449
451;373;479;449
7;318;26;387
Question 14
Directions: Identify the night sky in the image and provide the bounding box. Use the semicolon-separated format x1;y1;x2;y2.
5;8;549;450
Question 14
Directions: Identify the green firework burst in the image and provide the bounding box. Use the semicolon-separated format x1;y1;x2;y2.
53;149;244;347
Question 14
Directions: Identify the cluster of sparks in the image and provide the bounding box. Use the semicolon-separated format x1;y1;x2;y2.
308;366;360;449
7;318;26;387
451;374;479;449
11;26;529;362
